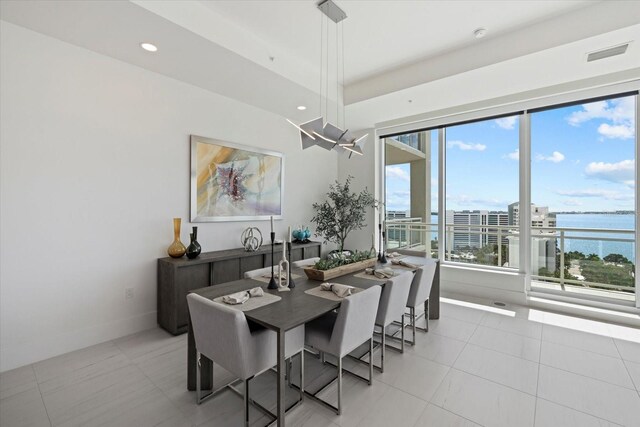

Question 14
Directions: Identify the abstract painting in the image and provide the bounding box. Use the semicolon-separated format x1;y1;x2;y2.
190;135;284;222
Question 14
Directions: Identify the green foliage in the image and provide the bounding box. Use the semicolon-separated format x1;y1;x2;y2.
311;176;375;252
603;253;631;264
312;250;375;271
580;259;634;289
586;253;601;261
565;251;586;260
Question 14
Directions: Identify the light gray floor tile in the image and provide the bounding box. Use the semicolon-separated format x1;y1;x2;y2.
414;403;480;427
453;344;538;395
0;386;50;427
411;332;466;366
534;399;621;427
542;325;619;358
384;353;449;401
114;328;185;361
431;369;536;427
355;386;426;427
0;365;38;400
540;341;635;389
428;316;478;342
480;312;543;340
624;359;640;392
469;325;541;362
439;302;487;324
615;338;640;364
33;342;124;384
41;364;156;426
537;365;640;426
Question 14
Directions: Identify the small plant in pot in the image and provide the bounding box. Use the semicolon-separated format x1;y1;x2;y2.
310;175;376;271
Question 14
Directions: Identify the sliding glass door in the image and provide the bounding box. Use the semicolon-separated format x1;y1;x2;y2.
530;94;636;303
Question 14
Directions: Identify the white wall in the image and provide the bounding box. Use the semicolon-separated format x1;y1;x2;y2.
336;130;378;252
0;22;338;372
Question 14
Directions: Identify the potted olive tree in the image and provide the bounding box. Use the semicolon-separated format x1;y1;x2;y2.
306;176;377;280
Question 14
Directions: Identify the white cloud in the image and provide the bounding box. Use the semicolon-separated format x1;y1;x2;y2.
495;116;517;130
597;123;634;140
584;159;634;184
386;166;410;182
503;149;519;161
446;194;508;208
566;97;635;140
385;191;410;210
562;198;583;207
535;151;565;163
447;140;486;151
556;189;633;201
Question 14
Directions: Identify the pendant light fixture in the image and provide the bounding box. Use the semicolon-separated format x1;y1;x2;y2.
287;0;367;157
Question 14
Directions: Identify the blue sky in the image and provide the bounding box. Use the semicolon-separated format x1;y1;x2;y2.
385;95;636;214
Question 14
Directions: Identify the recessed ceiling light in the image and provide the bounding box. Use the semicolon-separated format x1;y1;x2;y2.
297;105;307;111
473;28;487;39
140;42;158;52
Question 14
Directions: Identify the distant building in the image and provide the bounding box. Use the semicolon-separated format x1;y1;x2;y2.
387;210;408;219
445;210;509;251
508;202;556;228
507;202;556;272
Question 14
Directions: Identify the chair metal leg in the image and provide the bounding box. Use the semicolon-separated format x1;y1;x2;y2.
337;357;343;415
380;329;385;373
412;307;416;344
369;338;374;384
425;300;429;332
244;378;250;427
196;351;202;404
401;315;405;353
300;349;305;394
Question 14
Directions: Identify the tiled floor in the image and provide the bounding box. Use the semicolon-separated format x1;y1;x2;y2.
2;295;640;427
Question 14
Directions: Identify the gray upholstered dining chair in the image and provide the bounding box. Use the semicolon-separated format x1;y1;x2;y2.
243;266;273;279
187;293;305;426
304;285;382;415
404;260;437;345
291;257;320;268
373;271;414;371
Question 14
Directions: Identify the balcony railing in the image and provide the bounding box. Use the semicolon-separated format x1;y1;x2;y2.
385;221;636;300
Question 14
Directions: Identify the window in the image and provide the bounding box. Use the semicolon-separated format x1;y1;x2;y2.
384;130;438;258
530;95;636;302
445;116;520;268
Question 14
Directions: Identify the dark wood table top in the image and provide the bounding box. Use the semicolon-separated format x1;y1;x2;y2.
189;256;435;332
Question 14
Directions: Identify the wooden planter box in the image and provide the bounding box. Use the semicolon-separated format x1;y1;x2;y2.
304;257;377;281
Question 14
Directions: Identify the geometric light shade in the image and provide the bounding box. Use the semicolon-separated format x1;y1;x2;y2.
287;117;367;157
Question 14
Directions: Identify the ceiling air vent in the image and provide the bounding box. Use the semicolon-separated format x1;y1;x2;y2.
587;43;629;62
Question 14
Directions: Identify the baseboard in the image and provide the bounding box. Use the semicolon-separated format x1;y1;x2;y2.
0;311;157;373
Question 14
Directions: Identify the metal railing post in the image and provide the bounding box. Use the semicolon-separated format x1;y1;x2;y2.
560;230;565;291
497;228;502;267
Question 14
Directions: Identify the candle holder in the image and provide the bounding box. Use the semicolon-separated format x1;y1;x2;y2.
287;242;295;288
378;223;388;264
268;232;278;289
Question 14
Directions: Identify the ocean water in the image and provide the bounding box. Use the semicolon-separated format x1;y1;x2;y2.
430;213;636;261
556;214;636;261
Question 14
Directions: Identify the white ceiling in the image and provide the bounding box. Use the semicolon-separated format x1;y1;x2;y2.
1;0;639;131
201;0;593;85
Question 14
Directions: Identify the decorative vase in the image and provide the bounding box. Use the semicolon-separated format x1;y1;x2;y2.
186;226;202;259
168;218;186;258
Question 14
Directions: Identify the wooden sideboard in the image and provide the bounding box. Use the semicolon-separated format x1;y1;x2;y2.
157;241;322;335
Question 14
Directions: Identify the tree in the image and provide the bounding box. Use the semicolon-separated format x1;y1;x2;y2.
586;253;601;261
311;176;375;252
603;253;631;264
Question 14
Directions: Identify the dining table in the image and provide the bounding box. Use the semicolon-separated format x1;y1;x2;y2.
186;256;439;426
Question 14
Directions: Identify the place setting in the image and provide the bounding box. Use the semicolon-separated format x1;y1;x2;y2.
212;286;282;312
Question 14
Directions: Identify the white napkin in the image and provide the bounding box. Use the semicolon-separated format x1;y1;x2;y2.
391;259;420;269
320;282;354;298
365;267;395;279
221;287;263;304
